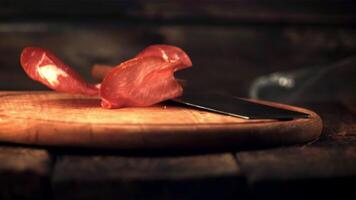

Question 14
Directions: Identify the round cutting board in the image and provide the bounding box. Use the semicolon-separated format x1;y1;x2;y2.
0;91;322;149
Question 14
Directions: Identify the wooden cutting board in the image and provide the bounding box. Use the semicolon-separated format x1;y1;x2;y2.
0;91;322;149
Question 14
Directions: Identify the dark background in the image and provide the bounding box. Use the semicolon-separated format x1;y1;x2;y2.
1;0;356;105
0;1;356;200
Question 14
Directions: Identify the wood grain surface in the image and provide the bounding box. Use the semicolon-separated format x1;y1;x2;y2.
236;143;356;199
52;153;244;200
0;91;322;149
0;145;52;200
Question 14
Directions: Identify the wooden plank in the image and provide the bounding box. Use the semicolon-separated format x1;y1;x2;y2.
52;153;245;200
237;145;356;181
0;0;355;24
0;91;322;149
300;102;356;139
0;145;52;200
232;101;356;199
236;140;356;199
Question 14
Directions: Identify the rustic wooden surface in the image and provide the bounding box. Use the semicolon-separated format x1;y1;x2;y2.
236;143;356;199
0;145;52;200
0;91;322;149
235;100;356;199
49;101;354;200
52;153;244;200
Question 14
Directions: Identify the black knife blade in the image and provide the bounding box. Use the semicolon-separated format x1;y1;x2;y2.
174;93;309;120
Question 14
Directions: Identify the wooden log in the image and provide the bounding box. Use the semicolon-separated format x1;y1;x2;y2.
52;153;245;200
0;145;52;200
236;142;356;199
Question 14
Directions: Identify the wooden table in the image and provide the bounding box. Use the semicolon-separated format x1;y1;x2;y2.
1;101;355;200
0;1;356;199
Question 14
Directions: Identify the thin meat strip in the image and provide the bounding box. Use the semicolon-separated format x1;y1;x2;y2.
91;44;192;82
21;47;98;96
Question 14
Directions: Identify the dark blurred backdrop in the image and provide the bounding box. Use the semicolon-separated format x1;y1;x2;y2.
0;0;355;106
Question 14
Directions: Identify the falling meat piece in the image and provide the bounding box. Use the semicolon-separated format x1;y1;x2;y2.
136;44;192;69
91;44;193;81
20;45;192;109
100;56;185;108
20;47;98;96
92;64;187;87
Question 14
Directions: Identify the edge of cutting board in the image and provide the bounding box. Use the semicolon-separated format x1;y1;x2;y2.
0;91;322;150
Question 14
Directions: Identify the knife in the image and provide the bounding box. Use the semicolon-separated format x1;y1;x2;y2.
91;64;309;119
173;93;309;120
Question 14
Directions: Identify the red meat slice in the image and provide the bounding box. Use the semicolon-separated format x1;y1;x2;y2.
20;47;98;96
90;45;192;82
100;56;184;108
20;45;192;109
136;44;192;69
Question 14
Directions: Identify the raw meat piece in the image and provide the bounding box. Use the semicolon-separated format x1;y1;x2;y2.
91;44;192;81
136;44;192;69
20;47;98;96
20;44;192;109
100;56;184;108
